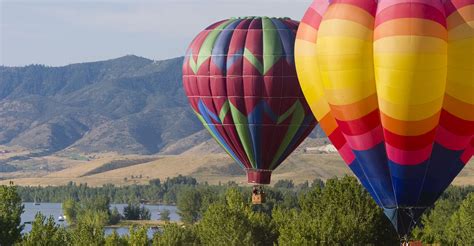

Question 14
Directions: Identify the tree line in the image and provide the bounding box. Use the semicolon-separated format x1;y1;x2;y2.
15;175;199;204
0;176;473;245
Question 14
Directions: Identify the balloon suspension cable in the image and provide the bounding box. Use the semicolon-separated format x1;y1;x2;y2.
252;185;264;195
398;208;419;246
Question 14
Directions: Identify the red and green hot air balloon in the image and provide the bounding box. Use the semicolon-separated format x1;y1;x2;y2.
295;0;473;238
183;17;317;186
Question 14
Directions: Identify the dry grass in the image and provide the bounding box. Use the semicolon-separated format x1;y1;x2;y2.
0;152;472;187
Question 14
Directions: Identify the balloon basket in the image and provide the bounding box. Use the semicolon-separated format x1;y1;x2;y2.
251;185;266;205
246;169;272;184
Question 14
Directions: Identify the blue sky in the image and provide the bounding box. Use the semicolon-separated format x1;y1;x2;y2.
1;0;311;66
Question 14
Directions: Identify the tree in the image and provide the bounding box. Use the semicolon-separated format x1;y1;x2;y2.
124;203;141;220
0;184;24;246
83;195;111;222
225;187;245;210
153;223;199;246
149;178;161;186
71;210;108;246
139;206;151;220
21;213;71;246
159;209;171;222
279;190;298;209
446;193;474;245
296;180;310;191
196;187;277;245
196;187;220;215
275;176;397;245
273;207;317;245
164;175;197;188
123;204;151;220
274;179;295;189
247;207;278;244
413;187;470;244
62;198;78;224
105;230;128;246
311;178;324;188
128;226;149;246
177;189;202;224
413;198;460;244
314;177;396;244
109;207;122;225
197;203;253;245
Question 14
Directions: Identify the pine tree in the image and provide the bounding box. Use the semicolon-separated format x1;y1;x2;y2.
0;184;24;246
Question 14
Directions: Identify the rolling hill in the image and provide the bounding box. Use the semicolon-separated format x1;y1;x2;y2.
0;55;203;154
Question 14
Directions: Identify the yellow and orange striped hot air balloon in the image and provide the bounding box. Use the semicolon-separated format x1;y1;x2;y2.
295;0;473;237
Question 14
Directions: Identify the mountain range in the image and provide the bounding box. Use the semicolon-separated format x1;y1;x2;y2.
0;55;324;155
0;55;204;154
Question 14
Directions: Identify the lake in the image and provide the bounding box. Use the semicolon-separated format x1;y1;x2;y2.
21;202;180;237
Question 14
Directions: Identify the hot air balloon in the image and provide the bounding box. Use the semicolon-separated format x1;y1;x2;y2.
182;17;317;198
295;0;473;239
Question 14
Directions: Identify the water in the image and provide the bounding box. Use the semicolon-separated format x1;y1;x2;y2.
21;202;180;237
22;203;67;233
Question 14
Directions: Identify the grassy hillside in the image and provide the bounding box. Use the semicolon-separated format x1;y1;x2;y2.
1;152;472;187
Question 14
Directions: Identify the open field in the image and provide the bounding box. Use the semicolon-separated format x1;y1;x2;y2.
1;151;472;187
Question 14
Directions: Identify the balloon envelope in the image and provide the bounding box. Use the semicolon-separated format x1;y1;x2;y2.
295;0;473;236
183;17;317;184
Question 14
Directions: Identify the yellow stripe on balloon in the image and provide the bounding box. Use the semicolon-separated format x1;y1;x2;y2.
375;67;447;104
322;85;375;106
294;40;331;120
378;97;444;121
374;36;447;53
446;10;474;107
318;37;373;55
446;38;474;105
445;68;474;105
448;38;474;53
375;54;447;70
318;19;373;40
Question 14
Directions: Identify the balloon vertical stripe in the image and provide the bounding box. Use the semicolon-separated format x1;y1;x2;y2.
416;0;474;208
295;1;386;208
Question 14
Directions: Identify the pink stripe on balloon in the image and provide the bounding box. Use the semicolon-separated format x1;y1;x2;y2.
460;143;473;164
377;0;446;15
331;0;377;15
344;125;384;151
339;142;356;165
386;143;433;165
309;0;330;16
435;125;472;151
